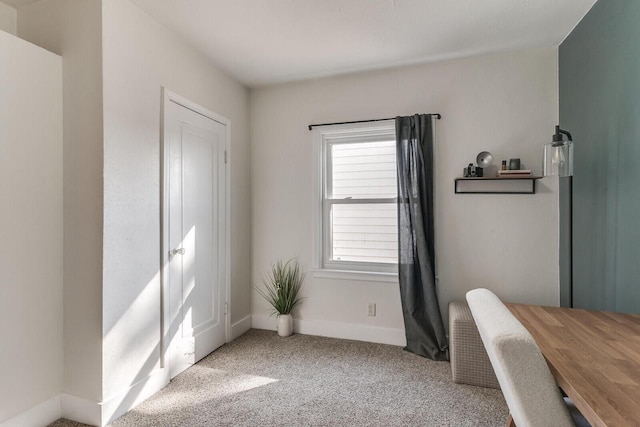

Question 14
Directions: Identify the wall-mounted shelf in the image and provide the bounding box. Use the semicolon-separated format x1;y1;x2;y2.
454;176;543;194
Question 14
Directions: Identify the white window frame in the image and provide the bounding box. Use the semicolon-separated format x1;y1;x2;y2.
312;120;398;279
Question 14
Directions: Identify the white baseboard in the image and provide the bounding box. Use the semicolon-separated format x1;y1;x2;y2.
0;395;61;427
60;393;101;426
0;394;103;427
1;315;403;427
230;314;252;341
251;314;406;346
100;368;169;426
251;314;277;332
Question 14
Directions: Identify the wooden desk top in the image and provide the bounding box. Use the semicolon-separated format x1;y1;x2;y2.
506;303;640;427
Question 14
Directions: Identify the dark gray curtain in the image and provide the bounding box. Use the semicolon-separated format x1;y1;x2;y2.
396;114;448;361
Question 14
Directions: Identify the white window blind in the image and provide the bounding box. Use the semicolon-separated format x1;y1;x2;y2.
319;123;398;273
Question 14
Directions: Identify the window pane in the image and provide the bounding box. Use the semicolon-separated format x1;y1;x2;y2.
330;203;397;264
331;141;397;199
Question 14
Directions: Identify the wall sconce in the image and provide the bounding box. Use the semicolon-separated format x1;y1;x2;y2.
543;125;574;177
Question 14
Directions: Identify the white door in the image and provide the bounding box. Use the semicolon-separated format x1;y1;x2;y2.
164;94;227;379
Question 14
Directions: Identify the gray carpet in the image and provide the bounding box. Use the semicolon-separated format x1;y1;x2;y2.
50;329;508;426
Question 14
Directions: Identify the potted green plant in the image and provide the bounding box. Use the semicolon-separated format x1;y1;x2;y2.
256;259;305;337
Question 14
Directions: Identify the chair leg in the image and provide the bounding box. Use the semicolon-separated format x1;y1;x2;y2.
506;414;516;427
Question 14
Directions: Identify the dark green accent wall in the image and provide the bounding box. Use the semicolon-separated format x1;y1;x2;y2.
560;0;640;313
558;177;572;308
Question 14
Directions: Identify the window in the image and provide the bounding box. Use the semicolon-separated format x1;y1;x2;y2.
314;121;398;274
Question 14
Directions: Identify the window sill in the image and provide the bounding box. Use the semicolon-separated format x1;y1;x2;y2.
311;268;399;283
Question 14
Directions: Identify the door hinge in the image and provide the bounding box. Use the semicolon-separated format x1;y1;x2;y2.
224;302;228;315
224;151;228;164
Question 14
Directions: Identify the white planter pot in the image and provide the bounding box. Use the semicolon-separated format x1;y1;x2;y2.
277;314;293;337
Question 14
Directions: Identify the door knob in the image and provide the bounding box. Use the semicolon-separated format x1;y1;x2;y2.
171;248;186;256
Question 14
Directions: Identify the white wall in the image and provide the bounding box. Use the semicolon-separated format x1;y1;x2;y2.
17;1;251;424
250;48;560;343
0;2;16;35
18;0;105;410
0;30;63;422
101;0;251;423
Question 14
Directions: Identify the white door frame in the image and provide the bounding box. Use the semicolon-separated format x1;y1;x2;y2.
160;87;232;372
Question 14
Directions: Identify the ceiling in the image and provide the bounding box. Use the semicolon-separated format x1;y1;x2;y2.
128;0;596;87
9;0;597;87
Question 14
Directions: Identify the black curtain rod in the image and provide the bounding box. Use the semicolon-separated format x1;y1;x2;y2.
308;113;441;131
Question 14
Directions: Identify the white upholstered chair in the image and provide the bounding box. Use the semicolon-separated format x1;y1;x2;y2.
466;288;586;427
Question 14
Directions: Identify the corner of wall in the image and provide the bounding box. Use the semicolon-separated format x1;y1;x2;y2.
17;0;105;405
0;2;17;35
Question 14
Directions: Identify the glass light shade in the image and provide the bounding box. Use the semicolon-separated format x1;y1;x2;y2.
543;140;573;177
